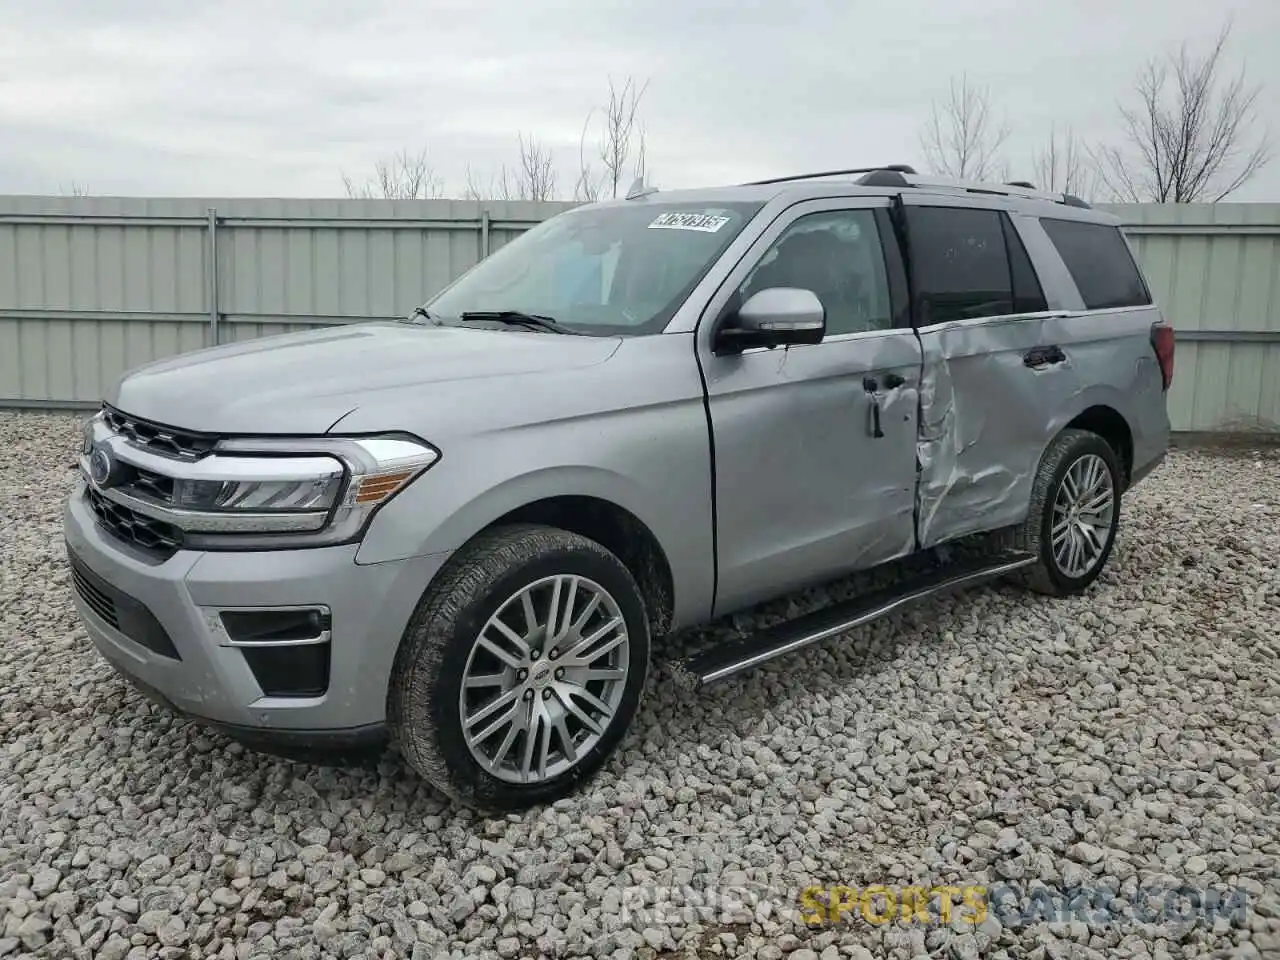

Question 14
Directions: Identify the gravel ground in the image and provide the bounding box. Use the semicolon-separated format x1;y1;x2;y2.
1;411;1278;960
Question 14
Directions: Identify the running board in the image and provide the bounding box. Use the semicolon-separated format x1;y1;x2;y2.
674;552;1036;689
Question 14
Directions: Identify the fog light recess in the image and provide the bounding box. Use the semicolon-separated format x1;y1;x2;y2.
216;606;332;698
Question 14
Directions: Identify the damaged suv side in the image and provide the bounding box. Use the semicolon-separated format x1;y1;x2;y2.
64;166;1171;810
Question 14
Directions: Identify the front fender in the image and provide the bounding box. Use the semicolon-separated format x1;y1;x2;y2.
355;443;716;627
358;463;662;564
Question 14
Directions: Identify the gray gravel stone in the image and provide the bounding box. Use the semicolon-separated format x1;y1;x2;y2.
30;867;61;897
1;416;1278;959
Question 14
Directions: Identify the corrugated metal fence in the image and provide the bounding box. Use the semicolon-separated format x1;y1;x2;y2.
0;196;575;410
1107;203;1280;433
2;195;1278;432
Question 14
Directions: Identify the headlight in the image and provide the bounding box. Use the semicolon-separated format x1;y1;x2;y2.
79;427;440;550
82;411;103;455
179;435;439;548
171;459;346;513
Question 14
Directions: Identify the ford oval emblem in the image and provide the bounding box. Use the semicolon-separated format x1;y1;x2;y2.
88;445;114;487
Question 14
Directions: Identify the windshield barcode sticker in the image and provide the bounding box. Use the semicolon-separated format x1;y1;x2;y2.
648;212;731;233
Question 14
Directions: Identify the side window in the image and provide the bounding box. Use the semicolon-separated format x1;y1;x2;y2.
1039;218;1152;309
904;206;1012;325
738;210;893;335
1002;216;1048;313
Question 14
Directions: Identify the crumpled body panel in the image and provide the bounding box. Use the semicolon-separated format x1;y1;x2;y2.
915;308;1164;549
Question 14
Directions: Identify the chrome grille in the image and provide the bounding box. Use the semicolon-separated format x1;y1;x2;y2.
102;406;218;461
85;486;183;557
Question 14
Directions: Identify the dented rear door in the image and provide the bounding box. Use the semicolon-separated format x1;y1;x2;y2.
899;195;1082;548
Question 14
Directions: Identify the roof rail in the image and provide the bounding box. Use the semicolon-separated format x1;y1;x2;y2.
900;173;1094;209
745;165;917;186
743;166;1094;209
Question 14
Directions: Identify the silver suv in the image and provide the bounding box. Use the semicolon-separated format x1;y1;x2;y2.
64;166;1173;810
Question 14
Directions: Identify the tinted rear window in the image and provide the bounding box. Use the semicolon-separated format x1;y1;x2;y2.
905;206;1013;324
1040;218;1151;310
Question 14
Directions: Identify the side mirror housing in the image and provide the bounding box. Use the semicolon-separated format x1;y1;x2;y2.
715;287;826;354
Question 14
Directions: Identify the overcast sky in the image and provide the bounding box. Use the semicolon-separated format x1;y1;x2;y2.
3;0;1278;201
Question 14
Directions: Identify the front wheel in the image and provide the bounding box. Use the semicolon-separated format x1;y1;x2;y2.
1013;428;1122;596
388;524;650;811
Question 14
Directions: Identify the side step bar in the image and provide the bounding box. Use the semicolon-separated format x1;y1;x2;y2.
674;552;1036;689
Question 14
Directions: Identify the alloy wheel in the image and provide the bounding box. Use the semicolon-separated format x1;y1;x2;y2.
1050;453;1116;578
458;574;630;784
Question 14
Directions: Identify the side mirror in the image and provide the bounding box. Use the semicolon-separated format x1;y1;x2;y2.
715;287;825;354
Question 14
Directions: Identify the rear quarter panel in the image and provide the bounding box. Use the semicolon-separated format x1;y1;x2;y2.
1016;212;1171;482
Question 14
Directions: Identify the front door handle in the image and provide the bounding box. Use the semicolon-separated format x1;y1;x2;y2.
862;377;884;438
1023;345;1067;369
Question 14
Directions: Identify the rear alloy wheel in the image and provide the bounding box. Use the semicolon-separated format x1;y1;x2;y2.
389;524;649;810
1014;428;1123;596
1049;453;1116;580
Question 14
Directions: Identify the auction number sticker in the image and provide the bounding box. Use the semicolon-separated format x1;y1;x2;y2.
648;211;732;233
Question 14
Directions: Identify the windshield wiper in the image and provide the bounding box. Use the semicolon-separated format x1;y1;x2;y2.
406;305;442;324
459;310;580;335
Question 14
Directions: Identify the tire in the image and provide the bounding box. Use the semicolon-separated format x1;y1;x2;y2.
388;523;650;811
1013;428;1123;596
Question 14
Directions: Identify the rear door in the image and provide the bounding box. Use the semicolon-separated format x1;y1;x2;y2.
899;195;1082;548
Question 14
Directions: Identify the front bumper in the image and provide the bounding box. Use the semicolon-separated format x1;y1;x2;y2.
63;481;449;739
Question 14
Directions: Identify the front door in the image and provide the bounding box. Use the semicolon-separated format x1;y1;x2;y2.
696;199;923;616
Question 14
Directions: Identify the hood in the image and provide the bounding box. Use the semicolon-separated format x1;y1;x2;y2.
107;321;622;434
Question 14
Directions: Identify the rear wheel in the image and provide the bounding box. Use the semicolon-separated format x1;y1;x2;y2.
388;524;649;810
1013;428;1122;596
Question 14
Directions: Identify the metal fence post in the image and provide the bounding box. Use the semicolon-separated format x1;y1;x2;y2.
206;207;220;346
480;209;490;259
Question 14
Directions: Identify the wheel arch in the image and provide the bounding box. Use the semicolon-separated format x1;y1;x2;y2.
480;495;676;641
1063;404;1134;488
359;457;709;633
1034;387;1137;492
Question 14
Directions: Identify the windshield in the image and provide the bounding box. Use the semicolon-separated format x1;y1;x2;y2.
425;200;764;336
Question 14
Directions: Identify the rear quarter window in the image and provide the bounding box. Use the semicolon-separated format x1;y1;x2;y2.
1039;218;1152;310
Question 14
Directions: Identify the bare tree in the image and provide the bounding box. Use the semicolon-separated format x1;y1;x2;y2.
463;163;488;202
574;110;603;202
342;148;444;200
919;75;1010;181
515;133;558;201
1093;22;1270;202
1032;125;1098;198
463;165;514;202
60;182;90;197
463;135;559;201
598;76;649;198
569;75;653;200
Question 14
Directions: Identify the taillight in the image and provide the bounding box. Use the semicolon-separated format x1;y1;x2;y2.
1151;323;1175;391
